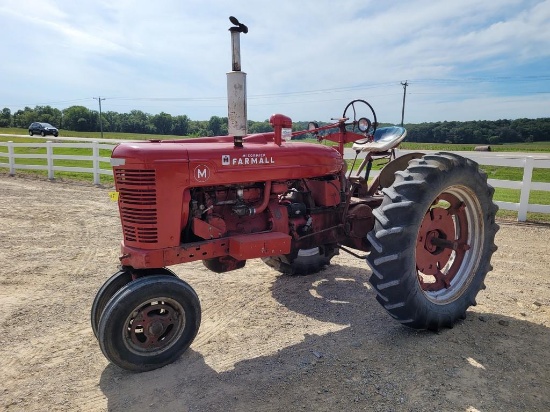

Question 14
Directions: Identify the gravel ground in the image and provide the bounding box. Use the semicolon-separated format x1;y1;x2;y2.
0;174;549;412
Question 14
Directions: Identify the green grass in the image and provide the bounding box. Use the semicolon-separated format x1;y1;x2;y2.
481;165;550;182
494;188;550;205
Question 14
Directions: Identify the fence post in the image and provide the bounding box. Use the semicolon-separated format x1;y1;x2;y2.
8;141;15;175
92;141;100;185
518;156;534;222
46;141;54;180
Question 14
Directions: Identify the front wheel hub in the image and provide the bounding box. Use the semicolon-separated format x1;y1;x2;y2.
126;300;184;353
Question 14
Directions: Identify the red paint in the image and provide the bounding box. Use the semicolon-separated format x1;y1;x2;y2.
112;121;379;271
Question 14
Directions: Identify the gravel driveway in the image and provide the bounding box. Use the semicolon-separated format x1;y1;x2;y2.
0;174;549;411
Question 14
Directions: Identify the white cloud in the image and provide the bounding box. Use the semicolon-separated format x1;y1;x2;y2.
0;0;549;122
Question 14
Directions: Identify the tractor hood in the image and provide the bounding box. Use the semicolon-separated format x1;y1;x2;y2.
111;133;344;186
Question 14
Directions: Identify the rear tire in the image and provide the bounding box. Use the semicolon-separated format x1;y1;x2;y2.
366;152;499;330
98;275;201;372
202;256;246;273
262;245;337;276
29;130;33;136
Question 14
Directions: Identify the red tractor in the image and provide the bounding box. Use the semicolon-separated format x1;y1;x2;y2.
91;18;499;372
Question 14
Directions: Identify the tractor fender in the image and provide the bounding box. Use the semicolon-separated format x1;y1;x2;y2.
378;152;425;188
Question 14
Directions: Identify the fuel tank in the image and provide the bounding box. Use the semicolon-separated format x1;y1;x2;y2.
111;132;344;185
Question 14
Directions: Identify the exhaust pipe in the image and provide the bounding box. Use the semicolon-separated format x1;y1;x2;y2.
227;16;248;147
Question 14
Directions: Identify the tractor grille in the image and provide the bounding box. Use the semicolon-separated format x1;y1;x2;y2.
114;169;158;244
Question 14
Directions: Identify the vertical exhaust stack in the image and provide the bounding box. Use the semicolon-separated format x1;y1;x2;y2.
227;16;248;147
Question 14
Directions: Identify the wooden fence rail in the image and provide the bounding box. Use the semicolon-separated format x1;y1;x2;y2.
1;141;549;221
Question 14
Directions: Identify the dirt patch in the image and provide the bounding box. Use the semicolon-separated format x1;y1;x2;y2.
1;174;549;411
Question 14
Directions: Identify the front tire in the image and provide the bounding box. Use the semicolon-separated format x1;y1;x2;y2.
366;153;499;330
91;269;133;338
90;267;177;338
98;275;201;372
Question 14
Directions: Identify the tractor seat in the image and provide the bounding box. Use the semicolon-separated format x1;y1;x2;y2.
352;126;407;153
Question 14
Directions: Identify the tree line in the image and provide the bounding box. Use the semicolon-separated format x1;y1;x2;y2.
404;118;550;145
1;105;549;144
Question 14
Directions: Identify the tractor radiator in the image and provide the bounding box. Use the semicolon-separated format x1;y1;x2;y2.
114;169;159;244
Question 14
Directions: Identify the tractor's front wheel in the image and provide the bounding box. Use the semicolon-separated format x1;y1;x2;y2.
91;269;133;338
262;244;337;276
367;152;499;330
90;267;177;338
98;275;201;372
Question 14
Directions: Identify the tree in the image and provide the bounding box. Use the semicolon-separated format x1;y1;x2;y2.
63;106;92;131
12;107;37;128
127;110;149;134
102;111;121;132
498;127;520;143
172;115;190;136
208;116;223;136
0;107;11;127
34;106;62;126
248;120;273;133
152;112;173;135
188;120;208;136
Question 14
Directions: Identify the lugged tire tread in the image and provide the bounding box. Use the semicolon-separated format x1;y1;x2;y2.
367;152;499;331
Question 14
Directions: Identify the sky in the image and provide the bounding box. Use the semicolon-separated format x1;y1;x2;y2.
1;0;549;124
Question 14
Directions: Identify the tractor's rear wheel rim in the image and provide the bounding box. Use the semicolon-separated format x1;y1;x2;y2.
415;186;483;304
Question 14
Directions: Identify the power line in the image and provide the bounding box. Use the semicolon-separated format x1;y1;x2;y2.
4;75;550;110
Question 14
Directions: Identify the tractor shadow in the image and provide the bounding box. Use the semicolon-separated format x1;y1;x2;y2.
99;265;550;411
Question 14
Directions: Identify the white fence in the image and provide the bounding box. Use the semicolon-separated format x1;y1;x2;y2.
1;141;549;222
0;140;115;185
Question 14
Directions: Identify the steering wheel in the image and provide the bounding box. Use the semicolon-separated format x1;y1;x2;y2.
342;99;377;136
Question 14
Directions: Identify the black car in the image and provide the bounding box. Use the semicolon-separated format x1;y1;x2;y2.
28;122;59;137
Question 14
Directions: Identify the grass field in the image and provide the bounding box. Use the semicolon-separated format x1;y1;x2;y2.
2;129;549;223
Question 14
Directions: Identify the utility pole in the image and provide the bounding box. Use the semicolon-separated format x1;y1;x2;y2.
400;81;408;127
93;97;105;139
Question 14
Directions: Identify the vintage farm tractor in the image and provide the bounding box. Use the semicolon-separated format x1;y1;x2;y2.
91;18;499;371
